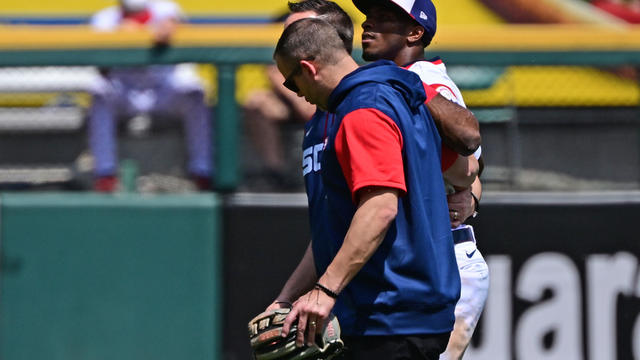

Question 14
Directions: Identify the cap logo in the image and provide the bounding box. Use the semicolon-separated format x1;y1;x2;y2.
419;11;429;20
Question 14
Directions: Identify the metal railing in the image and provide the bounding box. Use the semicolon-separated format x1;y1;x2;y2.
0;24;639;190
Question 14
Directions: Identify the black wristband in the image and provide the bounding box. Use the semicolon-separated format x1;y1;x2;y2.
470;191;480;216
315;282;339;299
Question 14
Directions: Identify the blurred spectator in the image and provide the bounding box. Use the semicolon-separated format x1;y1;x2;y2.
89;0;213;192
243;12;316;190
592;0;640;23
478;0;577;23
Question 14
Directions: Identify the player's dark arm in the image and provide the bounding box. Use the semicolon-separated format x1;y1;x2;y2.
427;93;481;156
443;154;479;189
267;241;317;310
447;156;483;227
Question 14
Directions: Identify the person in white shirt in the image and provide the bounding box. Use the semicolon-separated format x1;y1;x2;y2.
89;0;213;191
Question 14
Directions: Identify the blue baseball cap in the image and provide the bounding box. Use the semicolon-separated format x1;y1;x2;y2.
353;0;437;44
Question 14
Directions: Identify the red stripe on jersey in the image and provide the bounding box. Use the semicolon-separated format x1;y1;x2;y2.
429;82;460;170
441;145;458;172
430;58;443;65
335;108;407;202
423;83;438;104
430;83;459;101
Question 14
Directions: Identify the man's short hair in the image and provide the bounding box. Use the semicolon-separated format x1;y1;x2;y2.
274;18;348;66
288;0;354;54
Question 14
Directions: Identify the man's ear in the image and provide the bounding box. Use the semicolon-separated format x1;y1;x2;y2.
300;59;318;77
407;25;425;45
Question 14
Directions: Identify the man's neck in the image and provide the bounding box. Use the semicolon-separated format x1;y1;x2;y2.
332;56;360;83
392;45;426;67
318;56;359;110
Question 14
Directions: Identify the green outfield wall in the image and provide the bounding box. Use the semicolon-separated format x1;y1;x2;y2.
0;193;222;360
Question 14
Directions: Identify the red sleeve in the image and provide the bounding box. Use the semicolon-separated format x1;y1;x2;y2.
335;108;406;202
424;82;458;172
441;144;458;172
423;82;439;104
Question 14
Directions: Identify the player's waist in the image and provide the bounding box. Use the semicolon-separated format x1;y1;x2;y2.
452;226;475;244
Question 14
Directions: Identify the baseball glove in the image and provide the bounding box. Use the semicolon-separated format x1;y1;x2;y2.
248;308;344;360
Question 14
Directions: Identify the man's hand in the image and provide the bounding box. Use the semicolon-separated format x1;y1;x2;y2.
282;288;336;347
265;299;292;312
152;18;177;45
447;187;475;227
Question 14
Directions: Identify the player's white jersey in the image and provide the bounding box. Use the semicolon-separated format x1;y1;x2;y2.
408;57;481;163
408;57;482;229
404;58;467;108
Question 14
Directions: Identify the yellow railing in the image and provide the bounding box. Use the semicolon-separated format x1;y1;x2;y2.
1;24;640;51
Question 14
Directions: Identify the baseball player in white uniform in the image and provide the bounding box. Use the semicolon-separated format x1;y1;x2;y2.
89;0;212;191
352;0;490;358
406;59;489;360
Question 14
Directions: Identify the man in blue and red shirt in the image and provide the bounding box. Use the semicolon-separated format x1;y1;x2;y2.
353;1;490;358
274;17;460;359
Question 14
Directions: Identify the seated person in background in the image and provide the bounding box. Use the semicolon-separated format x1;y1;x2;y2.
243;12;316;189
89;0;213;192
